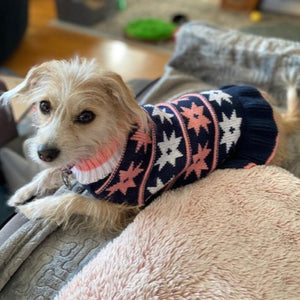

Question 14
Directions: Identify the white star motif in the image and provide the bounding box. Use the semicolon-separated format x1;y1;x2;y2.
155;131;183;171
160;108;174;124
203;90;232;106
152;106;174;124
147;177;164;195
219;110;242;153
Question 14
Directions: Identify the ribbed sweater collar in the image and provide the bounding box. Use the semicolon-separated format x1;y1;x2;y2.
72;140;124;184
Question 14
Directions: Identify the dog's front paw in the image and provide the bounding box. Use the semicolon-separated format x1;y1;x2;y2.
17;201;44;220
18;196;65;225
7;185;37;207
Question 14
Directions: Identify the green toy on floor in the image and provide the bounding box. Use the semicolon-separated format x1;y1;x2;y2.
124;18;177;42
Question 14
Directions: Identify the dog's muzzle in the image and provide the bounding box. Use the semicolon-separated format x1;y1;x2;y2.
37;144;60;162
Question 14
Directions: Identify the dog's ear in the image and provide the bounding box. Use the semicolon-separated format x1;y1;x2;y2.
0;63;50;106
101;71;137;110
101;71;149;131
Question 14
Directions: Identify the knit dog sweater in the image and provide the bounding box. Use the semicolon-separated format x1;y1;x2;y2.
72;85;278;207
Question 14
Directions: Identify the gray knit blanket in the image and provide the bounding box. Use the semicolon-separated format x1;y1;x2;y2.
0;22;299;299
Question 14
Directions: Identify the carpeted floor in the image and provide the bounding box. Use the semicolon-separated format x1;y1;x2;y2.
52;0;300;52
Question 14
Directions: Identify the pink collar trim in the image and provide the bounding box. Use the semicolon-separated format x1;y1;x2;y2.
72;141;124;184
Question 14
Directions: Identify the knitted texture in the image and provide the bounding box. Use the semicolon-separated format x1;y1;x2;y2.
73;85;278;207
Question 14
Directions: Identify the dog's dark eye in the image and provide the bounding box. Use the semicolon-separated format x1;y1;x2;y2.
40;100;51;115
76;110;95;124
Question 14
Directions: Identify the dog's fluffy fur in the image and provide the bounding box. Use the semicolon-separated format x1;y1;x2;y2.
0;57;299;232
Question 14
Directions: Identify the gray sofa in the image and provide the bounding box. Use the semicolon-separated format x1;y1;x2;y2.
0;23;299;299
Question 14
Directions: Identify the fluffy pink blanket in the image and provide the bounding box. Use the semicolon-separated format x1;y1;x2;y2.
56;166;300;299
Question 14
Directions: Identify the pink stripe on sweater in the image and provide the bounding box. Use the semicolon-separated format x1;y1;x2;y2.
138;122;156;206
197;94;219;173
161;102;192;191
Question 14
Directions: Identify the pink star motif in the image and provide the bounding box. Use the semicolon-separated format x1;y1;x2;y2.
181;103;211;135
184;143;211;179
107;162;144;196
130;128;152;153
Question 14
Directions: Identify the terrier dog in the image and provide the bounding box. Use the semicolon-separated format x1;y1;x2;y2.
0;58;299;231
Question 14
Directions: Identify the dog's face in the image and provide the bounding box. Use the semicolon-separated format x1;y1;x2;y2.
1;58;147;168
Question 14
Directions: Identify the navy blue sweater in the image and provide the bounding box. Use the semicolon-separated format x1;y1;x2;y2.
72;86;278;207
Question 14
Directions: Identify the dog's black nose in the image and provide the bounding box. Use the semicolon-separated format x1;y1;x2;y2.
37;145;60;162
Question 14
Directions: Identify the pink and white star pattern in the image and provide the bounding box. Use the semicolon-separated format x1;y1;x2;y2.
72;86;278;208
